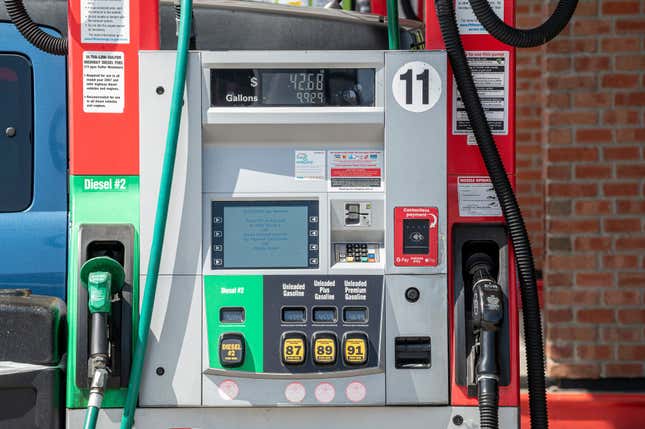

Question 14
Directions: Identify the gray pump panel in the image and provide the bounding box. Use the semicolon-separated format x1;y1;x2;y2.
66;50;517;428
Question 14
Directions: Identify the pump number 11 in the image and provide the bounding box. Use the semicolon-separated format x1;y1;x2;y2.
392;61;442;113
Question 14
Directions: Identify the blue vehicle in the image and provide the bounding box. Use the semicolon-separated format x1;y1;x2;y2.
0;22;67;300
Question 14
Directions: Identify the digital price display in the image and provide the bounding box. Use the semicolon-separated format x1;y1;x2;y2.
212;200;319;270
282;307;307;323
313;307;337;323
210;68;375;107
343;307;368;323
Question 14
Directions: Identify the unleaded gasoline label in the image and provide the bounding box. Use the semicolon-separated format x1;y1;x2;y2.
392;61;442;112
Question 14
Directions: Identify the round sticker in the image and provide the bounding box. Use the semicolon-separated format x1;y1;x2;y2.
345;381;367;403
218;379;239;400
392;61;442;112
284;382;306;403
314;382;335;403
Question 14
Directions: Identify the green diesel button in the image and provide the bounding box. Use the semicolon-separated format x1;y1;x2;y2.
219;333;245;367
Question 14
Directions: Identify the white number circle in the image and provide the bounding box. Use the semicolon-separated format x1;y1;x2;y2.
392;61;442;112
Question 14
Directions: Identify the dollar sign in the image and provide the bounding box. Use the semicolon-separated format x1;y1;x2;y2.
250;77;258;88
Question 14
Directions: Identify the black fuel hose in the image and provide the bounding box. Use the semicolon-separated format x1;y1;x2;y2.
467;0;578;47
4;0;67;55
434;0;548;428
478;376;500;429
401;0;420;21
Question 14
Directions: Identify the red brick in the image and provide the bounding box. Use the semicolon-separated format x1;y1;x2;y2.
604;363;644;377
604;146;641;160
601;327;641;342
574;19;613;35
618;272;645;287
575;164;613;179
546;111;598;126
577;344;613;360
548;326;597;342
573;92;611;108
576;272;614;287
575;128;613;143
574;56;611;72
549;38;597;53
549;183;599;198
615;55;645;71
547;75;597;90
546;57;572;72
576;0;599;15
618;345;645;360
548;363;600;378
604;290;641;305
548;255;597;271
547;165;571;180
618;309;645;324
577;308;615;323
574;236;612;251
603;255;639;269
601;0;640;14
616;237;645;250
604;218;642;233
602;73;640;89
615;128;645;142
617;165;645;178
615;91;645;106
547;308;574;323
615;18;645;32
546;272;573;287
603;182;640;196
603;109;640;125
549;218;600;233
546;93;571;108
547;343;574;360
546;290;601;305
601;37;640;52
549;147;599;163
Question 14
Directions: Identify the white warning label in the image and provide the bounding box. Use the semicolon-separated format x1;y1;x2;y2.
83;51;124;113
458;177;502;217
81;0;130;44
456;0;503;35
454;51;509;143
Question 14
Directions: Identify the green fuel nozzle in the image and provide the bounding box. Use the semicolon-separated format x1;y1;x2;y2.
80;256;126;426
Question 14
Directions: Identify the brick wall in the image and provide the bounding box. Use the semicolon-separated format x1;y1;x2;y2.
516;0;645;378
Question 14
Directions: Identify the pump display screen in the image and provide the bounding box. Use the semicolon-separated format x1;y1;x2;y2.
210;68;375;107
212;201;319;270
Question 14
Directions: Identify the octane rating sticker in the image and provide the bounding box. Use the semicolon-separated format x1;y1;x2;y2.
345;381;367;402
218;379;239;401
392;61;442;112
285;382;306;403
314;382;335;403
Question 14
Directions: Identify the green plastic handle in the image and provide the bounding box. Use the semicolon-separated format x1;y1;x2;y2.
87;272;112;314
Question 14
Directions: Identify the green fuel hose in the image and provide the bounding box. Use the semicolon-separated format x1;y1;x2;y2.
386;0;400;49
119;0;193;427
83;406;99;429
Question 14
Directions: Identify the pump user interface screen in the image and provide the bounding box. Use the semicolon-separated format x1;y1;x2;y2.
212;201;319;270
210;68;375;107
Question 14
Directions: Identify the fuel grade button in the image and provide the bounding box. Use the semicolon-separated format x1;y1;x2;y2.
343;333;368;365
282;333;306;365
313;333;337;365
219;333;245;367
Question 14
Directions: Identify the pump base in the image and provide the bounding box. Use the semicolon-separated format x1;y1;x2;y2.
67;406;519;428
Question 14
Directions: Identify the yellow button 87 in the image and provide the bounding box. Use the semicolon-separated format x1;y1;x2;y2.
282;336;306;365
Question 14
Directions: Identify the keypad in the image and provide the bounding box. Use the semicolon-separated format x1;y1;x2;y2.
335;243;379;263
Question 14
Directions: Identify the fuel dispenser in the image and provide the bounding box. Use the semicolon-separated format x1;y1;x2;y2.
2;0;580;427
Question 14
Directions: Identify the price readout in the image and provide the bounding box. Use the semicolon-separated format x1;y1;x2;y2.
211;68;375;107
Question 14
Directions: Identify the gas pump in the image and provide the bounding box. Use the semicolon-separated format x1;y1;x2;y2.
2;0;579;427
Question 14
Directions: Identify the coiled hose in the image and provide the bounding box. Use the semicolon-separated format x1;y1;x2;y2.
468;0;578;47
434;0;548;428
4;0;67;55
478;378;500;429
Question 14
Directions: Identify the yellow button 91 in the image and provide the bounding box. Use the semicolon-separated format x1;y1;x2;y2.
282;336;306;365
344;335;367;365
313;336;337;364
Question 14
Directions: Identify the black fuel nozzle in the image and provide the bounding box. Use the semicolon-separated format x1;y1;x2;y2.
466;252;503;429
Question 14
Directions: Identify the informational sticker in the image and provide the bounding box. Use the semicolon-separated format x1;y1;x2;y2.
81;0;130;43
217;379;239;400
345;381;367;403
454;51;509;141
327;151;383;191
314;382;336;403
391;61;442;112
295;150;325;180
457;177;502;217
285;382;306;403
83;51;124;113
456;0;503;35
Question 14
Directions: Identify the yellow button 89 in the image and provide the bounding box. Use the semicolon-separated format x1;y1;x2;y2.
313;337;336;364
